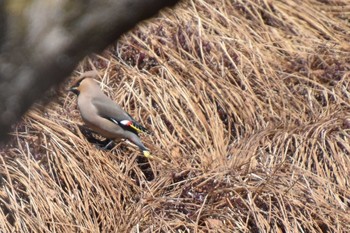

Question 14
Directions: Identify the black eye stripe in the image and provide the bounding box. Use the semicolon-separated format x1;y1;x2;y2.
72;77;86;88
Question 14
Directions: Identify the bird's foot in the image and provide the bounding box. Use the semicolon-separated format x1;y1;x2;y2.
97;139;115;150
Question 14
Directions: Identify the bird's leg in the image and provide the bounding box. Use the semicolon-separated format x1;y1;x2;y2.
78;125;95;140
78;125;116;149
102;139;115;150
79;125;106;145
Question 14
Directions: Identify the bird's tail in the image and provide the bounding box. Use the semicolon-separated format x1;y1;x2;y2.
142;150;153;158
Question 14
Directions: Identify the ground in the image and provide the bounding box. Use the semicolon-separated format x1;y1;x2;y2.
0;0;350;232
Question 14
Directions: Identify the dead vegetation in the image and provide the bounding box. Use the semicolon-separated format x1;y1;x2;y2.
0;0;350;232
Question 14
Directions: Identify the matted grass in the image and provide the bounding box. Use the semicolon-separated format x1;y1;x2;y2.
1;0;350;232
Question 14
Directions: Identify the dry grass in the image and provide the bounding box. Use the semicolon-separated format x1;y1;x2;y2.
1;0;350;232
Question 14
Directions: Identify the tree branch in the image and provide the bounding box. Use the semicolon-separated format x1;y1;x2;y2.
0;0;180;142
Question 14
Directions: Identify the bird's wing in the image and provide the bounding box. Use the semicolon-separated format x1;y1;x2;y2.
91;97;149;135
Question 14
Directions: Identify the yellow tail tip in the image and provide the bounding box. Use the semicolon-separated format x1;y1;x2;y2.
143;151;153;158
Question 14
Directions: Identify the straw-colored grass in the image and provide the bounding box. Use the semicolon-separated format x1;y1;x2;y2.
1;0;350;232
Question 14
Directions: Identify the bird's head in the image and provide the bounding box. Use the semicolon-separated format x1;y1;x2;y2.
69;77;86;95
70;77;100;95
70;70;102;95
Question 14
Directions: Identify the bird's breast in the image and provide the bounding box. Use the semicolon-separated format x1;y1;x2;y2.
77;96;125;139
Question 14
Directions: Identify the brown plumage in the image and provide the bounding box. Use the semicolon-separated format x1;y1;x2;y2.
70;77;151;158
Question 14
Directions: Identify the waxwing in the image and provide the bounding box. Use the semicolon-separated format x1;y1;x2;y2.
70;77;152;158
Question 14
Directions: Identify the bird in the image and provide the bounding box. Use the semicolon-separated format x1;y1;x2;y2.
69;77;152;158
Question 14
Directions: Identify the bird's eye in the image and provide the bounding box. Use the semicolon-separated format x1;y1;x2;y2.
70;77;86;90
75;77;86;87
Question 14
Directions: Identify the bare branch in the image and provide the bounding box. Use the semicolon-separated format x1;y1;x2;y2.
0;0;179;142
